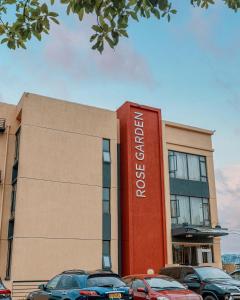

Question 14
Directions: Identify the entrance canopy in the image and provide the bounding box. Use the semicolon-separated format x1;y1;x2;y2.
172;225;228;238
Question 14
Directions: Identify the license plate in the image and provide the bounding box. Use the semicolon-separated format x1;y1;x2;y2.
108;293;121;299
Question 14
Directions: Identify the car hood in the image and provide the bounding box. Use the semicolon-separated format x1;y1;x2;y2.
204;278;240;287
153;289;201;300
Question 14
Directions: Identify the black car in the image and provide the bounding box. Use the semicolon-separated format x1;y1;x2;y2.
27;269;132;300
0;279;11;300
231;270;240;281
160;266;240;300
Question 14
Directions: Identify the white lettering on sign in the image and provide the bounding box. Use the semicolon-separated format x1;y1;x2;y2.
134;111;146;198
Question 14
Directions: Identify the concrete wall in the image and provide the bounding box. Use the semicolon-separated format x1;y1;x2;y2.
0;103;19;279
9;93;119;281
162;121;221;267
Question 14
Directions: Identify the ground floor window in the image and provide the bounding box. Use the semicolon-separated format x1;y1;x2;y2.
173;244;213;266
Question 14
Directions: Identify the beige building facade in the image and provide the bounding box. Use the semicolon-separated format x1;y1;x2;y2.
0;93;226;298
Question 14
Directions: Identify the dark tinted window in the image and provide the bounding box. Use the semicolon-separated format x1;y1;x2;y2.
87;276;126;288
132;279;145;291
181;268;196;280
57;275;79;289
160;268;181;280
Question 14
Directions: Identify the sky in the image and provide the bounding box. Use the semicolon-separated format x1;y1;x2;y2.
0;1;239;253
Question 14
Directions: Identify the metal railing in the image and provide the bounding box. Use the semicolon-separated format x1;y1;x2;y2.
12;280;48;300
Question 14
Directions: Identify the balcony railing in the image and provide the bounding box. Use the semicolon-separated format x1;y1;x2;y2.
0;118;6;132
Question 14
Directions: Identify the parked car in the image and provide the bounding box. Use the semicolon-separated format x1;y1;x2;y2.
123;274;202;300
27;269;132;300
160;266;240;300
0;279;11;300
230;270;240;281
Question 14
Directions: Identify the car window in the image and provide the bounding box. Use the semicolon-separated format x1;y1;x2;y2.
124;277;133;287
57;275;79;289
132;279;145;291
181;268;196;280
145;277;185;290
46;275;61;290
87;276;126;288
232;272;240;281
161;268;181;280
196;267;231;280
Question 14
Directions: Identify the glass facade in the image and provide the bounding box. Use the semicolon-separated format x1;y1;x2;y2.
171;195;210;226
169;151;207;182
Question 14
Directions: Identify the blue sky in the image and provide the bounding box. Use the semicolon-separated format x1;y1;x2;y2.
0;1;239;253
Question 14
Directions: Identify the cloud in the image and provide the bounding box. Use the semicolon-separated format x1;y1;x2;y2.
216;164;240;253
186;4;240;60
43;23;156;87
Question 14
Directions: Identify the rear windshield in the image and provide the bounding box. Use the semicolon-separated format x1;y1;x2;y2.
145;277;185;290
87;276;126;288
0;282;5;289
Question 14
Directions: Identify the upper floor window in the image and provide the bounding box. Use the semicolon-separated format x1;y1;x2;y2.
168;151;207;182
14;127;21;162
103;139;111;163
171;195;210;227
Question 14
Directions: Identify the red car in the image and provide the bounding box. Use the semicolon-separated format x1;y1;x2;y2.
123;274;202;300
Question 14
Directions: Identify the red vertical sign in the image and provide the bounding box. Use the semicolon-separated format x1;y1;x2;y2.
117;102;167;276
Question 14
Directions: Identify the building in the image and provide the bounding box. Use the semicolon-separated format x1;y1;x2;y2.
0;93;227;297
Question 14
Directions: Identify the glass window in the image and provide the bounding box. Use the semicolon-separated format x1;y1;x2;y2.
103;139;110;152
196;267;231;280
132;279;145;291
58;275;79;289
168;151;207;182
103;188;110;214
190;197;203;226
171;195;210;227
145;277;185;290
103;152;111;163
103;240;110;256
187;154;200;181
14;128;21;162
178;196;191;225
175;152;188;180
87;276;125;288
46;275;61;290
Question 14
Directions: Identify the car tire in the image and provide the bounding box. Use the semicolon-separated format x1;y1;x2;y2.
204;296;217;300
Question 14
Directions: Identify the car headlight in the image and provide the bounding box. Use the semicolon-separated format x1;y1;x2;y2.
157;297;169;300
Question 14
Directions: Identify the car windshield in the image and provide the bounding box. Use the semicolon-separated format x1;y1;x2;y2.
196;268;232;280
87;276;126;288
145;277;185;290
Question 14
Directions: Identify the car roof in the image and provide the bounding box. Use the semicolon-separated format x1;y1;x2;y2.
123;274;172;280
61;269;118;276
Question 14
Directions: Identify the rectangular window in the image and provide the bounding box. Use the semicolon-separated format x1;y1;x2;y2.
14;128;21;162
102;240;111;269
103;139;111;163
102;139;111;270
103;188;110;214
11;184;17;216
168;151;207;182
5;239;13;279
171;195;210;227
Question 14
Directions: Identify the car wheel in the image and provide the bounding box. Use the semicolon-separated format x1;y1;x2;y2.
204;296;217;300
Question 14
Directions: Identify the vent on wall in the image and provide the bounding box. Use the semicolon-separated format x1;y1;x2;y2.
0;118;6;133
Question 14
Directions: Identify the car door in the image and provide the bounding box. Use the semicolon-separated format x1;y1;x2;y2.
49;275;80;300
132;279;148;300
31;276;62;300
182;268;201;294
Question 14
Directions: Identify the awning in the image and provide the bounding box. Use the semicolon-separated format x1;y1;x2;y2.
172;225;228;238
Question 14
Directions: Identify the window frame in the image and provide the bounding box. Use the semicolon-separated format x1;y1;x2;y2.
170;195;211;227
168;150;208;183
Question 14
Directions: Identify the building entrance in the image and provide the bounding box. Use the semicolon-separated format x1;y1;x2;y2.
172;244;213;265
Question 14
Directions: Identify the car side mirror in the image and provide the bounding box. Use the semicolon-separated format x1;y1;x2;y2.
38;284;47;290
184;274;200;283
137;287;147;293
